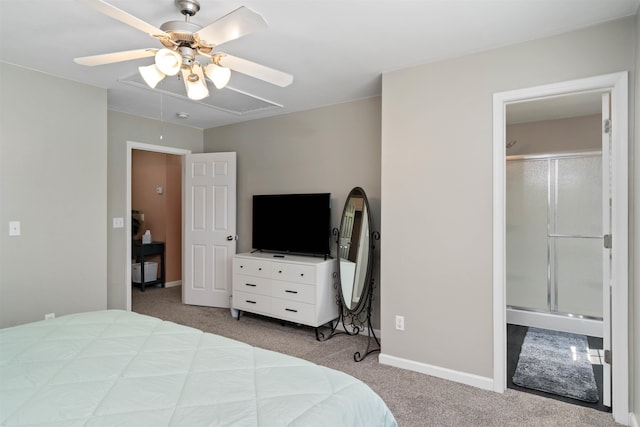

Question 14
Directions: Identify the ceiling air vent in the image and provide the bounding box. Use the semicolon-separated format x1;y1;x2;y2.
119;72;282;115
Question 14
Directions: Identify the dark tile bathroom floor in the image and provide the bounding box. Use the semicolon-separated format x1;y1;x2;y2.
507;324;609;412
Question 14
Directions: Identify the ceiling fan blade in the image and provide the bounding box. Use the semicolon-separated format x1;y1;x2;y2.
216;54;293;87
78;0;169;38
195;6;268;47
74;49;157;66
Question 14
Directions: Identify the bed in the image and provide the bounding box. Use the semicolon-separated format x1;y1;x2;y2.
0;310;397;426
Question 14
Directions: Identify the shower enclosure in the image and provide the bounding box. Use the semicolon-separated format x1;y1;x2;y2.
506;151;603;336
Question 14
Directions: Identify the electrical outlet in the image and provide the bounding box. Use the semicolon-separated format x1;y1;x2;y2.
395;315;405;331
112;217;124;228
45;313;55;320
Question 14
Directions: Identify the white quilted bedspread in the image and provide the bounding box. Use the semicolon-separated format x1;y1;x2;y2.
0;310;397;427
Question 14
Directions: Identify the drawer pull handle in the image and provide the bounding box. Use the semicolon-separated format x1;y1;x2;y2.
258;268;262;271
285;308;298;313
300;274;304;277
285;290;298;294
278;270;282;274
240;265;244;269
246;300;257;304
245;283;257;287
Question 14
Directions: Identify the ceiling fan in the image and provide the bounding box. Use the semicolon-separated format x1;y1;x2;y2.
74;0;293;101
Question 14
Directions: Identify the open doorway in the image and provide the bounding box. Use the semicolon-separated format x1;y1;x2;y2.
492;72;629;424
125;143;237;313
503;94;606;409
131;149;183;293
125;142;191;312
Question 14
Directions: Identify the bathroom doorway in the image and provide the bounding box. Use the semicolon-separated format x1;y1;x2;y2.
492;72;629;423
504;93;606;409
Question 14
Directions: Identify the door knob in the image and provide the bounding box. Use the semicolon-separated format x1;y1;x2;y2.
226;235;238;241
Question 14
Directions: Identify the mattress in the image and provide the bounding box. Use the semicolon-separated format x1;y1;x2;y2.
0;310;397;426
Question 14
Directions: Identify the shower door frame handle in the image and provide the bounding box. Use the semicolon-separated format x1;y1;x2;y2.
547;234;601;239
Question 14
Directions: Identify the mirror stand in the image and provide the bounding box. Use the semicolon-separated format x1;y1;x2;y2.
317;227;381;362
345;274;381;362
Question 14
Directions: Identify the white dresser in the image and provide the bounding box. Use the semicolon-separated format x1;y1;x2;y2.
232;252;338;328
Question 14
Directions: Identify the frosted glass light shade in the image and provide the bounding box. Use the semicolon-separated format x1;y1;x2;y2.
204;63;231;89
155;48;182;76
181;64;209;100
138;64;165;88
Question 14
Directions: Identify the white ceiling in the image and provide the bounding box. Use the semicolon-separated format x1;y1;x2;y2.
1;0;638;129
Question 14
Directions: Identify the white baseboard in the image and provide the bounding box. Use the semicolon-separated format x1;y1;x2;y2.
379;353;494;392
629;412;638;427
165;280;181;288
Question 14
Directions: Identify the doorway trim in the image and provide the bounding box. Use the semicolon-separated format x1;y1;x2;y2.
492;72;628;423
125;141;191;311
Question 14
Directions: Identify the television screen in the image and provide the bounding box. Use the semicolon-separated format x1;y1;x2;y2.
252;193;331;256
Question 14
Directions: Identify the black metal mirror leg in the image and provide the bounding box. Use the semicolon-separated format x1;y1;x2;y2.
353;278;381;361
318;273;381;362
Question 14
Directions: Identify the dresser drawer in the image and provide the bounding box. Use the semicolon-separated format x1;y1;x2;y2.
271;263;315;285
271;280;315;304
233;274;271;297
234;257;271;278
233;291;271;313
271;299;314;325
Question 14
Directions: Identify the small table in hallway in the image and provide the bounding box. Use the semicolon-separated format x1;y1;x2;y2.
132;240;165;291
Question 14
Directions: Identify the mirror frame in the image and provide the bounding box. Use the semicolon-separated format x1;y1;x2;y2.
336;186;374;314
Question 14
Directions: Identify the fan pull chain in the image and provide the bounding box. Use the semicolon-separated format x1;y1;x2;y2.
159;87;164;140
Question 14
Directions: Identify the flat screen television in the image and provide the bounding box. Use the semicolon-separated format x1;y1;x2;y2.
252;193;331;256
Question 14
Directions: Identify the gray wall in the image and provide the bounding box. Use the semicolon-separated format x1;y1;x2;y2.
203;97;382;323
380;16;635;384
0;63;108;327
107;110;203;310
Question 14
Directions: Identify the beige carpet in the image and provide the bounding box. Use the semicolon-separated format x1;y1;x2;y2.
133;286;621;427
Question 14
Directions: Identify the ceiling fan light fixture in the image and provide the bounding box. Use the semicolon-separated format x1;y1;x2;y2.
181;64;209;100
204;63;231;89
155;48;182;76
74;2;293;106
138;64;166;88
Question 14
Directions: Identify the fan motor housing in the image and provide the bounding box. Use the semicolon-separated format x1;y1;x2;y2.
160;21;202;49
160;20;201;44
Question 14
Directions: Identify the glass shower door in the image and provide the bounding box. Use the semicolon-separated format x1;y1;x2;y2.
552;155;602;318
506;159;548;311
506;153;602;319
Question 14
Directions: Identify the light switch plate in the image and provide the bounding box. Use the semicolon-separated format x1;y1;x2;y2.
9;221;20;236
112;217;124;228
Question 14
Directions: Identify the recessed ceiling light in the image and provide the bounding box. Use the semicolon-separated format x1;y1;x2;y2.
176;112;189;119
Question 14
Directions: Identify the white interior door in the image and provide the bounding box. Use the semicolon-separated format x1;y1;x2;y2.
601;92;612;408
183;152;237;307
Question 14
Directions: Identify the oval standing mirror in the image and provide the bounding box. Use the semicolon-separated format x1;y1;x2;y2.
318;187;380;362
338;187;373;313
